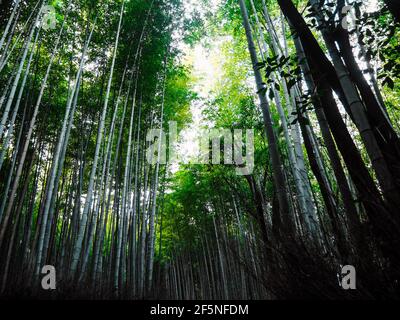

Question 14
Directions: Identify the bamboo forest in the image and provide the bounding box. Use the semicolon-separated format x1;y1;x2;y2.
0;0;400;301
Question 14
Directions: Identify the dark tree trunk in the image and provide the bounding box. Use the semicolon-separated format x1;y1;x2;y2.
383;0;400;23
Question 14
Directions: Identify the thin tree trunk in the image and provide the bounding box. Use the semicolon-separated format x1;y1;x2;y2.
239;0;293;235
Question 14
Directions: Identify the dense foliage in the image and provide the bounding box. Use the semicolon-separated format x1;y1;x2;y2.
0;0;400;299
